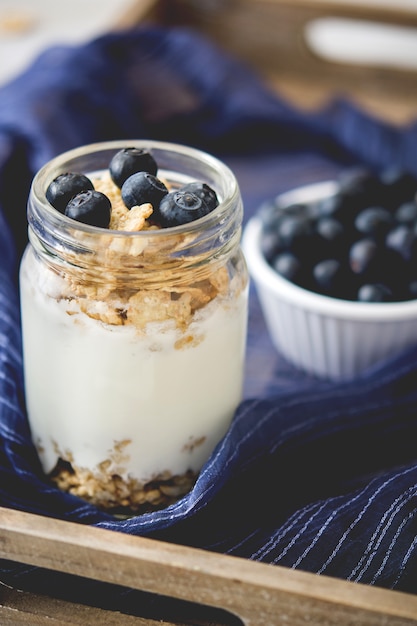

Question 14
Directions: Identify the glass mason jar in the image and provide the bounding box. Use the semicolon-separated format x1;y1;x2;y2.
19;140;248;514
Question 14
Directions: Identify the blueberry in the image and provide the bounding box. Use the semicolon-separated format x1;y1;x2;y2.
338;167;383;213
109;148;158;188
386;224;417;262
357;283;393;302
395;201;417;224
379;168;417;207
313;259;354;298
338;166;381;200
316;193;361;228
46;172;94;213
354;207;393;240
180;182;219;211
121;172;168;210
315;217;345;254
277;215;314;255
350;237;405;295
259;202;306;238
316;194;344;220
407;281;417;299
155;190;212;227
279;214;323;265
272;252;304;285
349;238;379;277
65;190;111;228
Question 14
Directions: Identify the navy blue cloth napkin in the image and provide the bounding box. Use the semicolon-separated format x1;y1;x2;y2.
1;26;417;598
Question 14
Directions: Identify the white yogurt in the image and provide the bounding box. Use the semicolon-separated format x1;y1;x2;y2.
20;247;247;482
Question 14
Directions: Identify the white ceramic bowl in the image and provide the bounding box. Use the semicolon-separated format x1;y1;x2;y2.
243;181;417;380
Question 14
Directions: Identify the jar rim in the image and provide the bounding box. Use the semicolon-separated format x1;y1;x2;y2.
31;139;241;239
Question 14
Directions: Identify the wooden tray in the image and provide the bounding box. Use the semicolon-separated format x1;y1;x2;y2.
1;506;417;625
2;2;417;623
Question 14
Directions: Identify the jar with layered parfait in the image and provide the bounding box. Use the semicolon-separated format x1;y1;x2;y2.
19;140;248;515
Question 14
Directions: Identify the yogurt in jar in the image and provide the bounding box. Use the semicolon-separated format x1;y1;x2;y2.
20;141;248;513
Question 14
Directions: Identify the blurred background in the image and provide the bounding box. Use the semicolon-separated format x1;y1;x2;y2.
0;0;146;85
1;0;417;125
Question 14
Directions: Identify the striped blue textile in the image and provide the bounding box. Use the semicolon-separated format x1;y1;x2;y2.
1;27;417;599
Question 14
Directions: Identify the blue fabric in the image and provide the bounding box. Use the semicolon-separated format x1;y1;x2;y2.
1;26;417;599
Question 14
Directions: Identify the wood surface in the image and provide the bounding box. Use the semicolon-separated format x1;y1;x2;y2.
2;1;417;623
1;507;417;625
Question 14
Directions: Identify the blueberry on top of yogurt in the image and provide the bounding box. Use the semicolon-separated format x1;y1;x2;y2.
46;172;94;213
155;190;212;227
65;190;112;228
109;147;158;188
45;150;220;230
180;182;219;212
121;171;168;210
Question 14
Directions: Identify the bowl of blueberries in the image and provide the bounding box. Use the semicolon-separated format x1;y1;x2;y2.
243;166;417;380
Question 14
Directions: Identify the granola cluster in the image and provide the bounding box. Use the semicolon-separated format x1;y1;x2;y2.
58;172;231;332
51;458;197;515
95;171;155;231
48;438;203;514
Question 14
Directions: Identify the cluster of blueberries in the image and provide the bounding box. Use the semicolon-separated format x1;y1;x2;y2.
259;167;417;302
45;147;218;229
